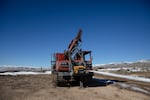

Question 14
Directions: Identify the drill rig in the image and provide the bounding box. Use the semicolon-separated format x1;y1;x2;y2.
51;29;93;87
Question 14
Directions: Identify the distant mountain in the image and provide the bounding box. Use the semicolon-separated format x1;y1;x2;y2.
94;60;150;69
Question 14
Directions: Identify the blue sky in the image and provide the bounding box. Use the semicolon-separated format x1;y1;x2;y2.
0;0;150;67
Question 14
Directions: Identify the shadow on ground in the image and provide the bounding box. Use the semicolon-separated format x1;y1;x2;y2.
57;78;126;87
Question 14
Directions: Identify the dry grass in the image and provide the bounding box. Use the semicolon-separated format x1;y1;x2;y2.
0;75;149;100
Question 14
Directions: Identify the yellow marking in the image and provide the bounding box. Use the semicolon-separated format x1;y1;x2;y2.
73;66;85;74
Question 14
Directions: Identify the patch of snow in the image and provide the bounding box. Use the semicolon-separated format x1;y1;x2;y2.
131;87;149;94
130;68;141;72
98;68;121;71
44;71;52;74
116;83;150;94
0;71;51;76
98;67;147;72
91;71;150;83
0;65;39;68
93;64;107;66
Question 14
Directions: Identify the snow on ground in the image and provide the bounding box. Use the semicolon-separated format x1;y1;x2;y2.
98;67;148;72
115;83;150;95
91;70;150;83
98;68;123;71
44;71;52;74
0;71;51;76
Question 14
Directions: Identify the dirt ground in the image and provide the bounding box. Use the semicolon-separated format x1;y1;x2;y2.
0;75;149;100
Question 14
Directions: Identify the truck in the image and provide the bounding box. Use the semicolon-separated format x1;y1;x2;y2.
51;29;94;88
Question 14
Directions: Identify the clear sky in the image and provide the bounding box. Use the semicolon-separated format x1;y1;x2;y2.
0;0;150;67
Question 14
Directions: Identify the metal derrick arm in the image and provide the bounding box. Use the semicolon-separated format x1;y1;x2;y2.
67;29;82;54
63;29;83;72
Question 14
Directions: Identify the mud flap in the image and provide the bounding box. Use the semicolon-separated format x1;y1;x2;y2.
52;73;58;87
80;80;84;88
79;75;84;88
79;74;88;88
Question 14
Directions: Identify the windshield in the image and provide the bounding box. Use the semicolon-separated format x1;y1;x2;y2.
74;62;84;66
60;62;69;67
